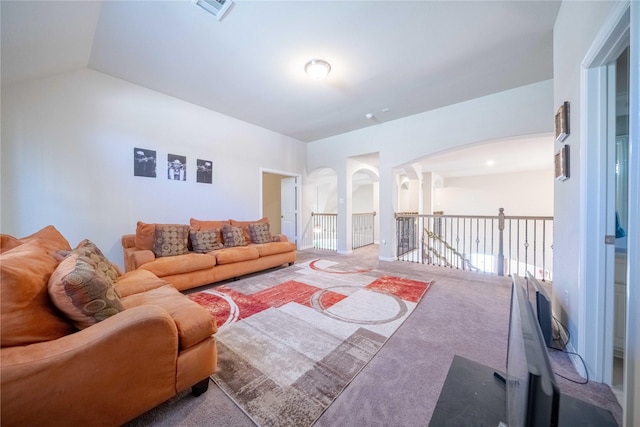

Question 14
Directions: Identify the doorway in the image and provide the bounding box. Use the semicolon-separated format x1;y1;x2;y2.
261;170;299;246
610;46;630;402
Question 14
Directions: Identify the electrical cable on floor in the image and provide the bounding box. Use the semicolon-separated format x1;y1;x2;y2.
548;315;589;385
548;346;590;384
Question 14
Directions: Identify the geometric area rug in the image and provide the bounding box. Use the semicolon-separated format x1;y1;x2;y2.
188;259;431;427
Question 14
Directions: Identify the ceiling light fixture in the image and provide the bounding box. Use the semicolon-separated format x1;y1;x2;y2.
305;59;331;80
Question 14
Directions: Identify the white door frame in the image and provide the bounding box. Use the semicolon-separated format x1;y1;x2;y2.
260;168;301;249
580;2;640;426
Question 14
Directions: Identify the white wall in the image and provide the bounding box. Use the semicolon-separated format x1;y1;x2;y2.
1;69;306;268
554;3;640;422
352;183;373;213
552;0;619;331
435;169;554;217
553;0;626;372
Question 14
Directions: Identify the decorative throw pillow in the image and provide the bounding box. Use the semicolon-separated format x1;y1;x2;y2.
230;217;269;242
190;229;223;253
69;239;122;283
222;224;247;248
248;222;273;244
48;253;125;330
153;224;190;257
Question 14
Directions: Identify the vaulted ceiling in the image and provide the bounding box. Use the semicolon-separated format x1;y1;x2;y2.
1;0;560;144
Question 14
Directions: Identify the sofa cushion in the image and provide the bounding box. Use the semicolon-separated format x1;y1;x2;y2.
248;222;273;244
19;225;72;252
1;240;75;347
0;234;21;253
153;224;190;257
135;221;156;251
189;218;230;231
139;253;217;277
48;253;125;330
222;224;247;248
190;229;223;253
230;217;269;242
215;246;260;265
254;241;297;257
121;285;217;349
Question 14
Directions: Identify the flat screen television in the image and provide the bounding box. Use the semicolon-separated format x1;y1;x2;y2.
526;271;553;347
507;274;560;427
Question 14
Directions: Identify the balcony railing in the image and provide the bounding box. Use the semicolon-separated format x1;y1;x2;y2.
395;209;554;280
311;212;337;251
306;211;377;251
352;211;376;249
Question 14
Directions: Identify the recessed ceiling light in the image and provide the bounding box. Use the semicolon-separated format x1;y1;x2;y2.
305;59;331;80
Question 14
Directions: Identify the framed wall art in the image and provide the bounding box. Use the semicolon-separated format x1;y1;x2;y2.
167;154;187;181
196;159;213;184
555;101;570;143
555;144;569;181
133;148;157;178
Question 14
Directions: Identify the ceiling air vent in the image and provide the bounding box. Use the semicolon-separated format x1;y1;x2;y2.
192;0;233;21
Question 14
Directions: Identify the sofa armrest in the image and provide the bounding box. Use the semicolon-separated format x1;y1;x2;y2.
273;234;289;242
115;269;169;298
1;305;179;426
122;234;136;249
123;246;156;272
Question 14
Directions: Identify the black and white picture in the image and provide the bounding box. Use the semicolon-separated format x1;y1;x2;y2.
196;159;213;184
133;148;157;178
167;154;187;181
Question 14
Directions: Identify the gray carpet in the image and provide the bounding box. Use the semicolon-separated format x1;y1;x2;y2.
126;245;622;426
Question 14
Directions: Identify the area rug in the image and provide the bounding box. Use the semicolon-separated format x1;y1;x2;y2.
188;259;431;427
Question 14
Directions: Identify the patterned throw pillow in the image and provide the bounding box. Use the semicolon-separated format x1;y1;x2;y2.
248;222;273;244
190;229;224;253
48;253;125;330
153;224;190;257
70;239;122;283
222;224;247;248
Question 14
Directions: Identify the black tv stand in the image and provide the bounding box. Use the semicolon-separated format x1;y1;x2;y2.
429;355;618;427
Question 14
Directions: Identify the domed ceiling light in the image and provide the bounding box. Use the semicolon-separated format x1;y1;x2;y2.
305;59;331;80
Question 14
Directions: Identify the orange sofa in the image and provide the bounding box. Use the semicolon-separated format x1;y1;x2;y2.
121;218;297;291
0;226;217;426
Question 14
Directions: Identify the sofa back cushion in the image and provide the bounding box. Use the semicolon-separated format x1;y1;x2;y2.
0;234;21;253
189;218;230;231
48;253;125;329
135;221;156;251
1;240;75;347
19;224;72;252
